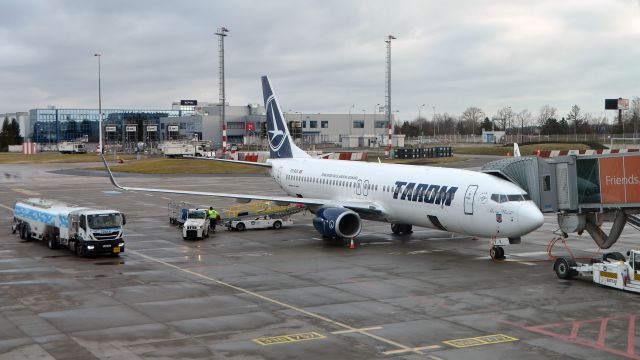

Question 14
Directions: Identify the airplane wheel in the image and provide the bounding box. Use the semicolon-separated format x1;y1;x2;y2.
236;222;246;231
391;224;401;235
490;246;506;260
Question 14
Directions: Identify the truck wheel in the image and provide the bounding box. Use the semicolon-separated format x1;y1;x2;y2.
273;221;282;230
19;225;25;240
236;222;246;231
47;235;57;249
554;257;576;279
603;252;625;262
24;226;32;241
75;243;85;257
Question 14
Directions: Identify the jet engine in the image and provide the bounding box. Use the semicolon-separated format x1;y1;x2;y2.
312;207;362;239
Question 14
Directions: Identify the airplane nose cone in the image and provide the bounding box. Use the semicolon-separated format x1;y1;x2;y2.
519;204;544;234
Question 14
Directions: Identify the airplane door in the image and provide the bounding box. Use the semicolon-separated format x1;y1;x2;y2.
464;185;478;215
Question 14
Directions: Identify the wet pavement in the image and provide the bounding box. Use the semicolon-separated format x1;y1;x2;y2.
0;161;639;359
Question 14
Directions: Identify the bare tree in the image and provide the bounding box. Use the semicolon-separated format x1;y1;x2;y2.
460;107;485;135
516;109;532;135
566;104;584;138
631;97;640;138
495;107;514;131
537;105;557;127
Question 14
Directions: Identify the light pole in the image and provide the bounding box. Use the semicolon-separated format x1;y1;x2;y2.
418;104;425;138
432;106;436;138
94;53;102;154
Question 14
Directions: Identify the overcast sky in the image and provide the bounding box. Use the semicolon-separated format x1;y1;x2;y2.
1;0;639;122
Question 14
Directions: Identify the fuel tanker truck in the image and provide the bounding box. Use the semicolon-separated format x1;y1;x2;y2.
11;198;126;257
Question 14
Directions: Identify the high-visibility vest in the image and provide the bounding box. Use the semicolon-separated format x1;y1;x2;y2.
208;210;216;219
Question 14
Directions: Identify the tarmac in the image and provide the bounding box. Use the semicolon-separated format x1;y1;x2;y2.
1;157;639;359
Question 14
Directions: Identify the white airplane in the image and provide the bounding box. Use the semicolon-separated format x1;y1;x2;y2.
102;76;544;259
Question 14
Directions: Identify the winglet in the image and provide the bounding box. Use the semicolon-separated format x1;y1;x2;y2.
100;154;126;190
513;143;521;157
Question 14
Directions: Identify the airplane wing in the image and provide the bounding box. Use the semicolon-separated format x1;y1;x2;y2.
183;156;272;168
100;155;383;213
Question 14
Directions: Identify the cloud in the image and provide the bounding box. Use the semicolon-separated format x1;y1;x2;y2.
0;0;639;123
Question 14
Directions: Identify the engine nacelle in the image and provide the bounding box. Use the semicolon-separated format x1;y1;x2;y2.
312;207;362;239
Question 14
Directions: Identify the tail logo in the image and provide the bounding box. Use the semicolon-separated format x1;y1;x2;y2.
266;94;287;153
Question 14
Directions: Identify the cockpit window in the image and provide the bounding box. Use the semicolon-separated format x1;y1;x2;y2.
491;194;531;203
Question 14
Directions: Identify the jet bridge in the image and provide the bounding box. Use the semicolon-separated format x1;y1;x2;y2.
482;153;640;249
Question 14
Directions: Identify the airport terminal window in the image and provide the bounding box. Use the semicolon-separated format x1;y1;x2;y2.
321;121;329;128
353;120;364;128
309;121;318;128
302;121;307;128
375;121;389;128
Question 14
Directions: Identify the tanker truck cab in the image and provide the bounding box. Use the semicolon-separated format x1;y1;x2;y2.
69;210;126;256
12;198;126;257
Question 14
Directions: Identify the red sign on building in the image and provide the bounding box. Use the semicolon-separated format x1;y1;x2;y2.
246;122;256;131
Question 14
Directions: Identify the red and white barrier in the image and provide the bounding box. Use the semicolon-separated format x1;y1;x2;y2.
222;124;227;156
22;142;37;155
535;148;640;157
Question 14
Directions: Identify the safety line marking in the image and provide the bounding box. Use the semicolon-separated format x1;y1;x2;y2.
253;331;326;346
0;203;13;211
128;249;423;355
443;334;518;348
11;188;40;196
331;326;383;334
382;345;441;355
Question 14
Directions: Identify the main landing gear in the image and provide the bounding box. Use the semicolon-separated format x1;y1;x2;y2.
391;224;413;235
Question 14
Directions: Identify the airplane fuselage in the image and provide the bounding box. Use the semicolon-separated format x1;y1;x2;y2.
269;158;543;238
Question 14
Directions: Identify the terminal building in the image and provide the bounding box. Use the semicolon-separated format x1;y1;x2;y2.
24;101;393;149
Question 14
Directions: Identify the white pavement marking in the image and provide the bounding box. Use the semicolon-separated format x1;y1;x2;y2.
0;203;13;211
382;345;442;355
161;197;171;200
128;249;425;355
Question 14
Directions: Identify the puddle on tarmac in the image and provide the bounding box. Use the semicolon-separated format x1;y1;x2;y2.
94;261;126;265
41;255;73;259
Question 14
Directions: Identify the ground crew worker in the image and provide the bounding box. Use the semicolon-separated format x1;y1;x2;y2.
208;207;218;231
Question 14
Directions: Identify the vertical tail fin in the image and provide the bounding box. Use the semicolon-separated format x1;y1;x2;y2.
261;76;309;159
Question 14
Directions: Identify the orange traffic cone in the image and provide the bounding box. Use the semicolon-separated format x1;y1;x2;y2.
349;238;356;249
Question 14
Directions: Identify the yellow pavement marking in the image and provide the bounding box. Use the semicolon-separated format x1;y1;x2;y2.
128;249;423;355
253;331;326;346
331;326;383;335
11;188;40;196
383;345;441;355
443;334;518;348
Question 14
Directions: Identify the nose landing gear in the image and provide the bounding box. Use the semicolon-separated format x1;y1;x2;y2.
490;246;505;260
